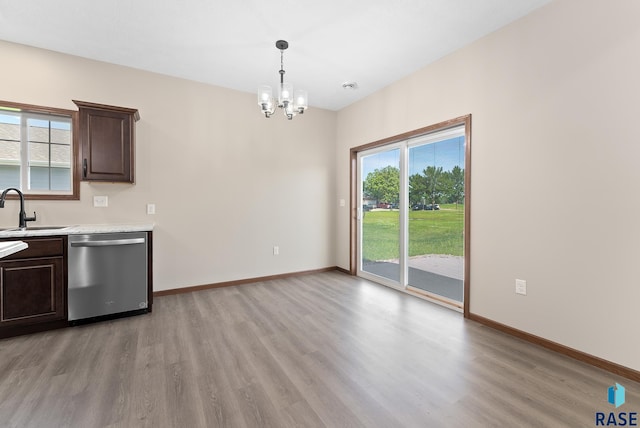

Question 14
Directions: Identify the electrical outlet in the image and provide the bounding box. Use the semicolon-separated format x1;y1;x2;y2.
146;204;156;215
273;246;279;255
93;196;108;207
515;279;527;295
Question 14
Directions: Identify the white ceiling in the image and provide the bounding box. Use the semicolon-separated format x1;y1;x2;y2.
0;0;551;111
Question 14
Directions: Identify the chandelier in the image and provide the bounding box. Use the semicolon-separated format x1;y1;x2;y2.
258;40;308;120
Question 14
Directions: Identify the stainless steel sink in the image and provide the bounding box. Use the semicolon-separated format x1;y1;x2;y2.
3;226;69;232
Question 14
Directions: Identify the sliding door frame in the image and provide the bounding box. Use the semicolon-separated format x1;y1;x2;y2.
349;114;472;317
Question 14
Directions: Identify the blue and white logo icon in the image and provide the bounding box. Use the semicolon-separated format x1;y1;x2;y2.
608;383;626;408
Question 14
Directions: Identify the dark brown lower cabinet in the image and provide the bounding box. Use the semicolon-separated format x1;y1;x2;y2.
0;237;67;339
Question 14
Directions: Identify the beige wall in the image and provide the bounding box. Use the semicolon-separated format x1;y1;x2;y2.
336;0;640;371
0;40;337;291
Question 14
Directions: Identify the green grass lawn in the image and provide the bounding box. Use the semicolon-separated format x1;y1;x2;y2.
362;204;464;261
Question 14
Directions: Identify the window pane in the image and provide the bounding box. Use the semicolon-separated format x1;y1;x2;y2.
28;142;49;166
0;165;20;189
29;166;50;190
27;119;50;143
50;121;71;145
0;115;20;141
0;140;21;163
51;144;71;168
0;114;21;181
51;167;71;191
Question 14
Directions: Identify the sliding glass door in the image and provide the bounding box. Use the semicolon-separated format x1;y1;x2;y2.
359;146;402;285
356;122;468;309
407;128;465;304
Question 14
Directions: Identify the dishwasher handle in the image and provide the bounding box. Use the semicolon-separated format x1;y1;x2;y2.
70;238;146;247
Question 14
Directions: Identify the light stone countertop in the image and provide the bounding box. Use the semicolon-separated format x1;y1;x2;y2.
0;223;154;238
0;240;28;258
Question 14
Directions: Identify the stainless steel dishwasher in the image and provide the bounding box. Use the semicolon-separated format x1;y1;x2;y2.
68;232;148;323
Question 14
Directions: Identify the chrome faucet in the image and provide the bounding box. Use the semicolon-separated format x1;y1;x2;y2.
0;188;37;229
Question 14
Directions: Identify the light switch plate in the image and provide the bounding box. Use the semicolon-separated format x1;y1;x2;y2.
515;279;527;295
93;196;108;207
147;204;156;215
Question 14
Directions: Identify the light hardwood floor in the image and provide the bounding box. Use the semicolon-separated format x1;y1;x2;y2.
0;271;638;427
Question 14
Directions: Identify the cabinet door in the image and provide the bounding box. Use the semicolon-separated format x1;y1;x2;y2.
80;107;134;182
74;100;140;183
0;257;65;326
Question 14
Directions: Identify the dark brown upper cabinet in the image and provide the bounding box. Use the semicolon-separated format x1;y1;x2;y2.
73;100;140;183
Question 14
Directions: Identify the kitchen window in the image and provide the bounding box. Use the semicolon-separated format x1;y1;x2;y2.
0;101;79;200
